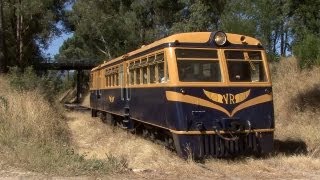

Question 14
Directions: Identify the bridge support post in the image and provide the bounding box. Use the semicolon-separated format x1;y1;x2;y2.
76;69;83;103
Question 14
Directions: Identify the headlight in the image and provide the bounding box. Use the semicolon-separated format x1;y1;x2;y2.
214;31;227;46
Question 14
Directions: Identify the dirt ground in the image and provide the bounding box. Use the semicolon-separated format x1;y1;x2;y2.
64;111;320;179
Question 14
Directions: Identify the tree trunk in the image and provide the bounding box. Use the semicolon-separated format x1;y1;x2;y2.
283;30;288;56
0;0;8;73
273;30;278;54
16;0;23;69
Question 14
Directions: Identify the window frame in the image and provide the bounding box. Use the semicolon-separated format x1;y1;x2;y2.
175;48;223;83
223;50;269;83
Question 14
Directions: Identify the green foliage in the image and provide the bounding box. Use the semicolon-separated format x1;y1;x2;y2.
57;0;182;61
293;33;320;68
0;0;70;68
8;66;39;91
288;0;320;39
8;66;73;102
1;0;319;69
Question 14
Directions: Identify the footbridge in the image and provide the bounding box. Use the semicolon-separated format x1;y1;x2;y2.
36;59;100;103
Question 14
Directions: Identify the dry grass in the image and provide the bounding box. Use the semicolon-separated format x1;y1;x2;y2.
0;76;127;176
70;57;320;179
272;57;320;156
67;111;320;179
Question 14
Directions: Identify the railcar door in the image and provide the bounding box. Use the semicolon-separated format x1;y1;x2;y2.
120;63;131;102
120;63;132;129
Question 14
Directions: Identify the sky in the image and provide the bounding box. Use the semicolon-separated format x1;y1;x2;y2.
43;32;73;58
42;2;74;59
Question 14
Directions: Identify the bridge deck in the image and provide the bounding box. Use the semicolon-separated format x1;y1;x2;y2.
37;61;99;70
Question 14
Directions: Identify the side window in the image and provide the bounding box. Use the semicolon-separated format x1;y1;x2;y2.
136;63;141;85
114;67;119;86
105;68;110;87
110;73;113;86
142;66;148;84
129;62;134;85
105;74;108;87
148;55;156;83
158;62;164;83
119;65;123;87
138;58;147;84
97;70;101;88
150;64;156;83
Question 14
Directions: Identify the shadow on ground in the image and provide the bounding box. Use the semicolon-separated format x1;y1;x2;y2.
292;84;320;111
273;139;308;155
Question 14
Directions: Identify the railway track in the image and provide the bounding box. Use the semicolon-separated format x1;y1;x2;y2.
64;103;91;111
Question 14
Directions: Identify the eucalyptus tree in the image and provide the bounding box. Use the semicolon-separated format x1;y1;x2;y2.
0;0;7;73
171;0;226;32
0;0;69;71
58;0;181;61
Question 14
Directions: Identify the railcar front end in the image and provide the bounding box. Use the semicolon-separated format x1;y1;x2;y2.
166;33;274;158
89;31;275;159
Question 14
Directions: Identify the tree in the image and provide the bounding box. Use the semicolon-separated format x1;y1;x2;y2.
221;0;291;59
0;0;70;71
57;0;181;61
171;0;226;32
0;0;7;73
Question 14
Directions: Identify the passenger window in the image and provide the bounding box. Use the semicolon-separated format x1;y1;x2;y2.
114;73;118;86
142;66;148;84
110;75;113;86
158;62;165;83
106;76;109;87
150;64;156;83
129;62;134;85
129;69;134;85
136;68;141;84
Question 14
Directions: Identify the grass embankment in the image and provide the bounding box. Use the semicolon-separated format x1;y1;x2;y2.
0;76;127;176
272;57;320;156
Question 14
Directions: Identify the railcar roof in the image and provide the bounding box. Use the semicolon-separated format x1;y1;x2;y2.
91;32;262;71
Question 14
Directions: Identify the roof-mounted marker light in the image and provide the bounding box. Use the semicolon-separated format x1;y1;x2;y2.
240;35;247;44
214;31;227;46
256;42;262;47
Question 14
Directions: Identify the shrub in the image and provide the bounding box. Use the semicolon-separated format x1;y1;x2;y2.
293;33;320;68
8;66;74;102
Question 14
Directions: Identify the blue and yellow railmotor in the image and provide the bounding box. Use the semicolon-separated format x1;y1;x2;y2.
90;31;274;158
